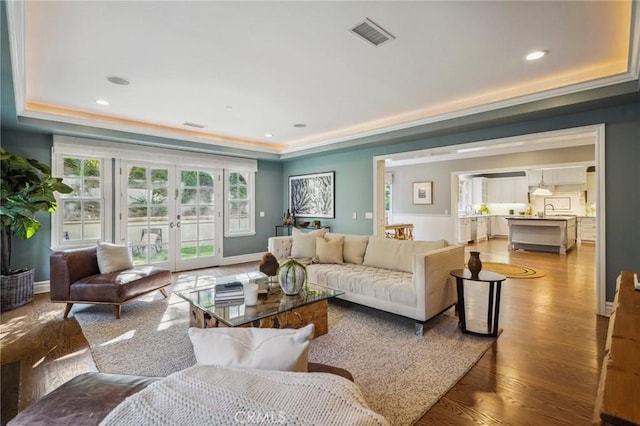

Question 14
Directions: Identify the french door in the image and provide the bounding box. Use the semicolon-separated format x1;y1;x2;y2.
118;161;222;271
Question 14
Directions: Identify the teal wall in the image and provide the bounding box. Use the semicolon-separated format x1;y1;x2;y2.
282;150;375;235
282;100;640;302
1;129;56;281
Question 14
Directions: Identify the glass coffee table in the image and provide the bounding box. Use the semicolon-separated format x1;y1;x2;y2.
175;273;343;337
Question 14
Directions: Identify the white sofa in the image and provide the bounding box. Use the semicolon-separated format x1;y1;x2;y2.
268;229;464;335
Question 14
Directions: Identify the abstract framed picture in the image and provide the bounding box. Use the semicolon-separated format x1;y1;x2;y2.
413;181;433;205
289;171;335;218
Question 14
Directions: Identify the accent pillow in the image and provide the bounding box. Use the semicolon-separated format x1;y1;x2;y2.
363;237;448;273
325;233;369;264
188;324;314;372
316;236;344;264
290;228;326;259
96;242;133;274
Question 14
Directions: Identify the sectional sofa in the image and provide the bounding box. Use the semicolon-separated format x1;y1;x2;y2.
268;229;464;335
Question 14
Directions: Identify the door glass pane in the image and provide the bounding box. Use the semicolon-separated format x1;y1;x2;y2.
126;165;170;265
178;170;216;260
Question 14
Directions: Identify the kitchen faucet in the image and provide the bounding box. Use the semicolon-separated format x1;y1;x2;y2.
544;203;555;218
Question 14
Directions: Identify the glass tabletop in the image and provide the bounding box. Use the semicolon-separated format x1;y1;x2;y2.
175;275;344;327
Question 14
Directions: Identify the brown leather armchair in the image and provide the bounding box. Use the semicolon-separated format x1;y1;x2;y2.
50;246;171;319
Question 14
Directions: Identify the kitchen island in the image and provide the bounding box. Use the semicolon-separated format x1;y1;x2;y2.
507;216;577;254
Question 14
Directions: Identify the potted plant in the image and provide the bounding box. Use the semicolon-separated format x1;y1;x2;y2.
0;147;72;310
276;259;307;295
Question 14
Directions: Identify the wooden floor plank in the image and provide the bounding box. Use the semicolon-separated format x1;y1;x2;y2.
1;238;607;425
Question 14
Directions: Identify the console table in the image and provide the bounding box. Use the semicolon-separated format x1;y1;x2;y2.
275;225;332;236
449;269;506;337
593;270;640;425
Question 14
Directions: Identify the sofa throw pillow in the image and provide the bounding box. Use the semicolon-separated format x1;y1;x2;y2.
363;237;447;273
96;242;134;274
316;236;344;264
325;233;369;264
188;324;314;372
291;228;326;259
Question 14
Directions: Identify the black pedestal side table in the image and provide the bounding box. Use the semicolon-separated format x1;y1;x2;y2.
449;269;506;337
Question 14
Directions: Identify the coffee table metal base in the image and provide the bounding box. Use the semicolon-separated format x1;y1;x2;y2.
189;299;329;337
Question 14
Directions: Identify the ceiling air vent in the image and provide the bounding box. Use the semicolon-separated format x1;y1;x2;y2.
351;18;395;47
183;121;206;129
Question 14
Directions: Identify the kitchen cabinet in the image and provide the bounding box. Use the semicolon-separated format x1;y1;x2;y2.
476;216;488;241
472;178;487;204
553;166;586;185
578;217;596;242
492;216;509;236
527;167;586;188
487;177;528;203
458;218;471;243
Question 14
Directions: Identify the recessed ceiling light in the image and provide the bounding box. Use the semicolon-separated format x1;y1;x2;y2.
225;105;233;110
107;76;130;85
293;123;307;128
525;50;548;61
265;133;273;138
95;99;110;106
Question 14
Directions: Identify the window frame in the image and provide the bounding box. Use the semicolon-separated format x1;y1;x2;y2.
51;153;112;250
224;169;256;237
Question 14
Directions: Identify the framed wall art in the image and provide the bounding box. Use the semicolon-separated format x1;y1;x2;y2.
413;181;433;205
289;171;335;218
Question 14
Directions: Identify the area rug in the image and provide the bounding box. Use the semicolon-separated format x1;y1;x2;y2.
75;294;495;425
475;261;546;278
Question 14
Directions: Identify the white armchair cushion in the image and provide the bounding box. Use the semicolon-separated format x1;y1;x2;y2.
291;228;326;259
316;236;344;264
188;324;314;372
96;242;133;274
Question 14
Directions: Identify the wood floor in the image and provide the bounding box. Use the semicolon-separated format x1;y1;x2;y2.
1;238;607;425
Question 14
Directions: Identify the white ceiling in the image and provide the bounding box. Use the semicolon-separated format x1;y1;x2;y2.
6;1;638;156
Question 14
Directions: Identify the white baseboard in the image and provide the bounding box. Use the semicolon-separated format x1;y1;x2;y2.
34;280;50;295
221;252;265;265
605;301;614;317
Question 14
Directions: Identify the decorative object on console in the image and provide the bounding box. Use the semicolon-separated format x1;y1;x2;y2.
467;251;482;278
412;181;433;205
277;258;307;295
289;171;335;218
297;221;310;228
259;252;279;278
312;220;321;229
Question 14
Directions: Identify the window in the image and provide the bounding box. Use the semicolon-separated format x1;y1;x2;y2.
225;170;255;236
52;155;109;248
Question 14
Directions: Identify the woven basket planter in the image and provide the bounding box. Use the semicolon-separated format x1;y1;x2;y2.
1;269;35;311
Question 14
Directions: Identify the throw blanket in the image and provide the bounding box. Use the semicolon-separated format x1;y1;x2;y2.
100;365;389;425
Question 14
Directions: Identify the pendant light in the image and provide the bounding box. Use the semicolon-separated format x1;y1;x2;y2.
532;169;552;196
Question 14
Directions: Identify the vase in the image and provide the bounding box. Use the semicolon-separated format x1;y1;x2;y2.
278;263;306;295
468;251;482;278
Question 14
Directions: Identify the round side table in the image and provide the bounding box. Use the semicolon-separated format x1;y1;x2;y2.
449;269;506;337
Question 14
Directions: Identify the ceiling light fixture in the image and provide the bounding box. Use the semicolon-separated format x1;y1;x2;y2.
95;99;109;106
265;133;273;138
225;106;233;110
532;169;552;196
525;50;548;61
293;123;307;128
